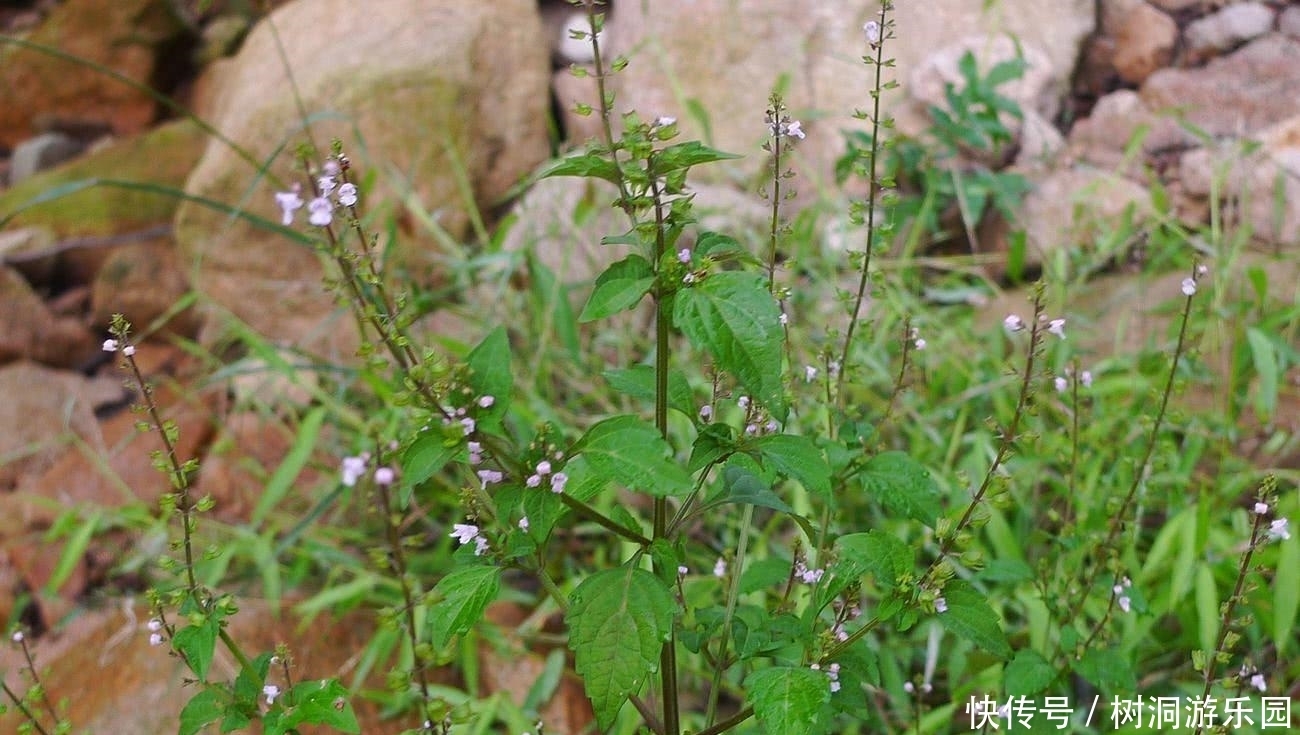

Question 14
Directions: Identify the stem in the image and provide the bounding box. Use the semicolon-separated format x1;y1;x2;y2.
375;476;435;723
1;680;52;735
704;504;754;727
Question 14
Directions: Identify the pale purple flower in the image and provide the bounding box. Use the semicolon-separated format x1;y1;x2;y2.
1047;318;1066;340
1118;596;1132;613
460;417;476;435
656;116;677;128
677;248;691;264
518;516;530;531
683;272;696;284
699;405;713;421
147;619;163;632
1080;370;1093;387
779;312;789;325
1181;278;1197;296
1054;376;1068;393
341;455;367;487
677;565;689;576
123;344;136;357
477;469;503;488
307;196;333;227
1255;501;1270;515
1251;673;1266;692
713;558;727;578
1003;314;1024;332
934;597;948;613
550;472;569;494
478;395;495;408
374;467;395;486
1267;518;1291;541
317;175;337;197
864;20;881;45
785;120;805;139
452;523;491;555
526;474;542;488
274;188;303;226
914;338;927;351
11;630;22;643
102;339;119;352
263;684;281;704
804;365;818;383
535;460;552;476
149;632;164;646
337;182;358;206
737;396;750;410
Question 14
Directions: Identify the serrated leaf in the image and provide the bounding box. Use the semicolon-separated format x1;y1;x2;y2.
938;581;1011;659
579;255;654;322
694;231;744;258
746;666;831;734
567;567;676;730
173;617;220;681
538;153;622;184
740;557;793;595
602;364;696;419
718;464;793;513
428;565;501;649
1275;532;1299;656
674;271;786;419
573;415;691;496
653;141;742;174
1072;646;1137;692
467;327;511;429
178;688;223;735
1004;649;1056;695
753;434;832;497
856;451;941;526
269;679;359;734
835;531;913;591
401;429;458;488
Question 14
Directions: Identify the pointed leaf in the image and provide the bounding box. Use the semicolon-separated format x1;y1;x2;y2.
573;415;691;496
603;364;696;419
746;666;831;734
428;565;501;649
1072;646;1136;692
938;581;1011;659
467;327;512;429
835;531;913;592
173;617;220;681
856;451;941;526
580;255;655;322
1004;649;1056;696
674;272;785;419
178;688;224;735
567;567;676;729
401;428;459;488
270;679;359;734
539;153;622;184
653;141;742;174
753;434;832;497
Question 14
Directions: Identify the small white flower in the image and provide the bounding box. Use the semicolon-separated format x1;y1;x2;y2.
1181;278;1197;296
550;472;569;494
713;558;727;578
337;182;358;207
804;365;818;383
828;360;841;377
1251;673;1266;692
122;344;136;357
656;116;677;128
518;516;530;531
11;630;22;643
863;20;881;45
307;196;333;227
1196;263;1209;276
340;455;367;487
1267;518;1291;541
677;248;691;264
535;460;552;476
473;536;489;556
914;338;927;351
149;632;164;646
450;523;480;546
737;396;750;410
460;417;476;435
477;469;503;488
526;474;541;488
1047;318;1066;340
683;272;696;284
1118;596;1132;613
102;339;119;352
1080;370;1093;387
903;681;915;694
274;188;303;226
677;565;688;576
263;684;281;704
698;405;713;421
1255;501;1270;515
374;467;395;486
785;120;805;140
147;618;163;632
1054;376;1068;393
478;395;495;408
1113;584;1124;595
317;176;336;197
779;312;789;325
765;419;778;433
1003;314;1024;332
934;597;948;613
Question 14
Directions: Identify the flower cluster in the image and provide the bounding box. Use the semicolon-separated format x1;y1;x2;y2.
275;158;360;228
450;522;490;556
1112;576;1133;614
811;662;842;693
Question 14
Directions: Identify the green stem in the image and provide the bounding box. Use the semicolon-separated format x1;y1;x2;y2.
704;504;755;727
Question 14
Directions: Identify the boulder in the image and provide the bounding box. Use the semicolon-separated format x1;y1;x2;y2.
89;239;198;337
1105;0;1178;85
0;0;183;148
0;265;98;368
175;0;551;359
1184;2;1276;63
8;131;85;185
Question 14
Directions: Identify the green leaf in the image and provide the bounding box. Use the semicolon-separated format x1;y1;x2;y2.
746;666;831;734
567;567;677;730
653;141;742;175
1072;646;1137;692
938;581;1011;659
835;531;914;592
753;434;832;497
428;565;501;649
1004;649;1056;696
1246;327;1279;421
253;406;325;525
573;415;692;497
1274;532;1299;656
173;617;220;681
694;231;744;258
603;364;696;419
178;688;224;735
740;557;793;595
579;255;655;322
45;509;100;595
538;153;622;185
467;327;512;429
674;271;786;419
717;464;793;514
401;429;459;488
270;679;359;734
856;451;941;526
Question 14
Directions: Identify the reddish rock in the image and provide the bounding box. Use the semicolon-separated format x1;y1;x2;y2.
1184;2;1276;63
0;0;184;148
0;265;98;368
89;239;198;338
196;411;321;523
1107;0;1177;84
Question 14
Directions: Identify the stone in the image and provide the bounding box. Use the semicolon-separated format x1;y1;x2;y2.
8;131;84;185
0;265;98;368
0;0;184;148
599;0;1094;183
196;410;319;523
1281;5;1300;40
909;35;1060;127
0;225;57;285
1148;0;1203;11
89;240;198;338
1016;110;1067;169
176;0;550;359
1184;2;1276;63
553;66;603;145
226;349;323;411
1107;0;1177;84
980;166;1153;279
1141;34;1300;140
1067;89;1193;173
0;361;125;491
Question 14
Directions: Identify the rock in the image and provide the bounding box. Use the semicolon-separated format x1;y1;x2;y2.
1177;115;1300;249
0;361;125;491
1141;34;1300;140
1016;110;1067;169
909;35;1060;131
0;0;184;148
1282;5;1300;40
980;166;1152;279
196;410;322;523
8;131;85;185
482;602;595;733
226;349;323;412
1184;2;1276;63
1148;0;1203;11
552;66;603;144
0;225;58;284
89;239;198;338
541;1;595;65
176;0;550;359
1067;89;1193;173
1107;0;1177;85
0;265;98;368
600;0;1093;183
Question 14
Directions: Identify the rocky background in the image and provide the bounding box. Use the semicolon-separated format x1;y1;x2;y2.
1;0;1298;731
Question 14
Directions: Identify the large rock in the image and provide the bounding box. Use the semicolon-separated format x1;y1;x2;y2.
1105;0;1177;85
0;265;98;368
0;0;183;147
176;0;550;358
1184;2;1276;63
89;239;198;337
598;0;1093;183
